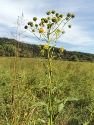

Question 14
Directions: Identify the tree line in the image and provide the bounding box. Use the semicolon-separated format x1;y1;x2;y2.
0;37;94;62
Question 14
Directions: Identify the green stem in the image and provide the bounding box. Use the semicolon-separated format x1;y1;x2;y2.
47;31;53;125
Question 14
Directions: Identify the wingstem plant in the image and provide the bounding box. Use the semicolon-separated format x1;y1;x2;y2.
24;10;75;125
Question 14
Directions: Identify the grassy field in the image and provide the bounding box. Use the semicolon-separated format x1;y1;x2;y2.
0;57;94;125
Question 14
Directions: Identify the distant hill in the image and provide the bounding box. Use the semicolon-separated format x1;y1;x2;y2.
0;37;94;62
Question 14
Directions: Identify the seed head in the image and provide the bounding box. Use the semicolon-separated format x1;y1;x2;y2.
58;17;61;21
51;10;56;14
71;14;75;18
28;22;34;27
47;24;51;29
52;17;57;22
59;14;64;18
44;18;48;23
24;26;28;29
32;29;35;32
41;18;45;23
55;29;61;33
67;13;71;17
35;24;38;27
39;23;45;27
62;31;65;34
46;11;51;15
47;17;51;20
33;17;37;21
66;17;70;20
56;13;60;18
68;25;72;28
55;19;59;23
51;23;54;26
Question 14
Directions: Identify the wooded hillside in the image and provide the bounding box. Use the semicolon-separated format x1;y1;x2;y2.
0;37;94;62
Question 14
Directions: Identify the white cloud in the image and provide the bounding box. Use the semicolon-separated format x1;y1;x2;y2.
0;0;94;54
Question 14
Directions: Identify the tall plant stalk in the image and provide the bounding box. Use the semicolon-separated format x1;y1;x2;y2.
25;10;75;124
47;32;53;125
11;13;27;124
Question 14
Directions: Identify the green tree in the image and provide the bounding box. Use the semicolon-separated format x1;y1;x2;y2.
69;55;79;62
22;50;31;57
0;45;5;56
3;44;17;56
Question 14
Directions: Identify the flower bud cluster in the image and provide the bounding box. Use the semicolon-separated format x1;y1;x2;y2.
24;10;75;35
28;22;34;27
38;28;45;33
67;13;75;18
40;49;45;55
59;47;64;53
43;45;49;49
40;45;49;55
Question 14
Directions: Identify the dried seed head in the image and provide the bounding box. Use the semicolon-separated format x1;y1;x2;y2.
56;13;60;18
59;14;64;18
66;17;70;20
47;17;51;20
67;13;71;17
46;11;51;15
55;29;61;33
51;23;54;26
41;18;45;23
62;31;65;34
39;22;45;27
55;19;59;23
44;18;48;23
24;26;28;29
32;29;35;32
71;14;75;18
68;25;72;28
52;17;57;22
51;10;56;14
47;24;51;29
58;17;61;21
35;24;38;27
33;17;37;21
28;22;34;27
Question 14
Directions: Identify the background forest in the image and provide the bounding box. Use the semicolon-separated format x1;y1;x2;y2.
0;37;94;62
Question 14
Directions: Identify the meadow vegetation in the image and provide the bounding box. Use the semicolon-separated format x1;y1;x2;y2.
0;57;94;125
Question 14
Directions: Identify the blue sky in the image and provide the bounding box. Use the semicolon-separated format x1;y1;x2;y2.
0;0;94;54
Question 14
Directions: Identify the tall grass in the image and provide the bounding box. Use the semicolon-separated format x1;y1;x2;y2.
0;57;94;124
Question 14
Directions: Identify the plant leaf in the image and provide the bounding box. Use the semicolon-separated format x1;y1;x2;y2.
45;104;50;115
37;118;46;123
66;97;78;101
57;97;78;112
83;121;89;125
30;101;46;109
58;102;65;112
